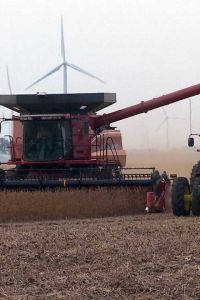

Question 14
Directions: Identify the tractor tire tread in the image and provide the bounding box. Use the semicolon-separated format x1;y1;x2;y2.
190;161;200;191
192;177;200;216
171;177;190;216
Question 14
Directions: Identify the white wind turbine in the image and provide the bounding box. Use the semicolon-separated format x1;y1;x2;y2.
26;17;105;93
6;65;13;135
157;107;184;148
6;65;12;95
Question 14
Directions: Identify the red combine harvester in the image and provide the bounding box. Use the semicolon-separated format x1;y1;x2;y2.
0;83;200;190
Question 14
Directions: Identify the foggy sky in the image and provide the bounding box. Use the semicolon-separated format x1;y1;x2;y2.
1;0;200;150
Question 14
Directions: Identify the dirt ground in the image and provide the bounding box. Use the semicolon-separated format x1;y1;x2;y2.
0;149;199;299
1;213;200;300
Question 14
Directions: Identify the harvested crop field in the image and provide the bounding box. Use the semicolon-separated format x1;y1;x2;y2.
0;149;198;299
1;214;200;299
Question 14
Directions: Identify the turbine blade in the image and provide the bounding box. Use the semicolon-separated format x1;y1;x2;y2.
156;118;167;131
6;65;12;94
61;16;66;62
168;116;185;120
67;62;106;84
25;63;63;90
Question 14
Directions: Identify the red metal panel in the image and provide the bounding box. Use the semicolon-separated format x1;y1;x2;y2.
14;159;101;165
71;116;91;160
12;120;23;161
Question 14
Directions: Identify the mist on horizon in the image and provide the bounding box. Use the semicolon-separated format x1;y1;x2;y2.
0;0;200;150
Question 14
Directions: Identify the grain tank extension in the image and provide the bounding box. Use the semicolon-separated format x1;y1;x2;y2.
0;83;200;189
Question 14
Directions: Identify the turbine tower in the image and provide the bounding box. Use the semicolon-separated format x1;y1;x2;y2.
6;65;12;95
26;17;105;93
157;107;184;148
6;65;13;135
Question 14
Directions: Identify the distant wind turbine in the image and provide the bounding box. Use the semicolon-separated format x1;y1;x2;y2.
26;17;105;93
156;107;184;148
6;65;12;95
6;65;13;135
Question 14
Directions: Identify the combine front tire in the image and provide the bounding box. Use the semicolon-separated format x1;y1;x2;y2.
171;177;191;216
192;177;200;216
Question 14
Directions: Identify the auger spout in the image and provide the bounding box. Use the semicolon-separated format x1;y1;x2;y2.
91;82;200;130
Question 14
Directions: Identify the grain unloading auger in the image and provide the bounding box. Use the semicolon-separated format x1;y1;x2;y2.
0;82;200;190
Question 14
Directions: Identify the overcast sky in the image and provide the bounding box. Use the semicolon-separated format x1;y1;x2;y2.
1;0;200;149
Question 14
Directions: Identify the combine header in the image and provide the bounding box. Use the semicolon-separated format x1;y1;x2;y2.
0;82;200;190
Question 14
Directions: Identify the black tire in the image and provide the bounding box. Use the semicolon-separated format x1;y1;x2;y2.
171;177;191;216
192;177;200;216
190;163;197;191
190;161;200;191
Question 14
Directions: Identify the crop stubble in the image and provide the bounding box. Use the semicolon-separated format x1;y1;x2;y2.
0;149;198;299
1;214;200;299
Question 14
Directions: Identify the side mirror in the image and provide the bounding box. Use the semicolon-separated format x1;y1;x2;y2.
188;137;194;147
